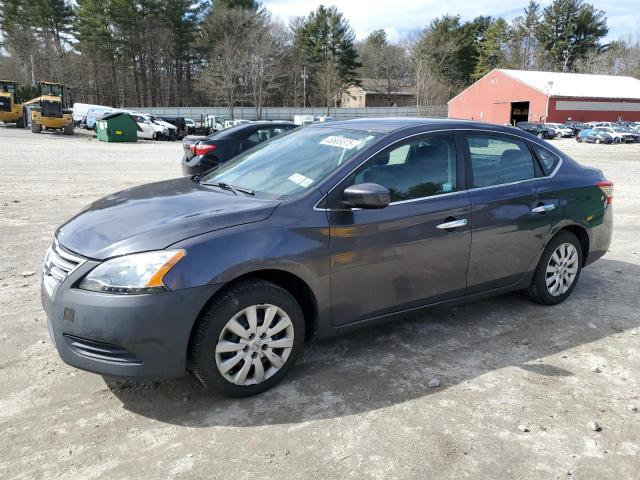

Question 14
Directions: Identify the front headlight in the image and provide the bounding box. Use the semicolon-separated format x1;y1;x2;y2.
79;250;185;294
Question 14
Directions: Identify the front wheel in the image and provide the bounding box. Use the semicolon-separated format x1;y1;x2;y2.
190;279;305;397
31;122;42;133
525;231;583;305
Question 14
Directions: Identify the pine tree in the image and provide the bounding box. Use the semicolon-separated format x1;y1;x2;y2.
296;5;360;110
535;0;608;71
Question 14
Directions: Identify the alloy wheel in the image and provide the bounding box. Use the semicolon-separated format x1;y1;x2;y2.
545;243;579;296
215;304;294;386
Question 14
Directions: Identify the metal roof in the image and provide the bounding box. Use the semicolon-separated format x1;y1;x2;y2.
499;69;640;100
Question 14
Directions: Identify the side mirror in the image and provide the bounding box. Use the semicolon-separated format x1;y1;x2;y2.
342;183;390;209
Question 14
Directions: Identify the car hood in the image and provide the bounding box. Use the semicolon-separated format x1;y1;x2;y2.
57;177;278;260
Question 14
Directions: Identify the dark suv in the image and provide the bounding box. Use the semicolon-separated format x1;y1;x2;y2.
42;118;612;397
516;122;556;139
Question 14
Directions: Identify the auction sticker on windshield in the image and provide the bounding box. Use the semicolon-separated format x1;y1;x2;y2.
320;136;363;149
288;173;314;187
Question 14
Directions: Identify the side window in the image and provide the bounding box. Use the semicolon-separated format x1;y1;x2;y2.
353;134;457;202
247;128;271;143
271;127;290;137
533;146;559;175
467;135;536;187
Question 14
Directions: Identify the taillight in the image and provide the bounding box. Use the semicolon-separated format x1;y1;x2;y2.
193;144;216;156
597;180;613;205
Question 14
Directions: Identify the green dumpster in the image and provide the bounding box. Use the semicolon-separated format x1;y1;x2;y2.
95;112;138;142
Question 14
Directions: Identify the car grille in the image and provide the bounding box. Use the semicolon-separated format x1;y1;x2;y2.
42;239;85;297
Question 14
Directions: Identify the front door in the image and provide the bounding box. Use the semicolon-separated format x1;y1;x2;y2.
327;133;471;326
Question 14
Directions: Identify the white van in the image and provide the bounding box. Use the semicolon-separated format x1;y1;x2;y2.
73;103;109;126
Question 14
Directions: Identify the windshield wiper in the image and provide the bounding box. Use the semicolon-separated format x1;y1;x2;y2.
201;181;254;196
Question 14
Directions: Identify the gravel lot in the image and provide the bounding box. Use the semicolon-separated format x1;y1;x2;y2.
0;126;638;479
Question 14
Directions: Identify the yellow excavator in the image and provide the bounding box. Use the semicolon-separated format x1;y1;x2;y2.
0;80;26;127
29;81;74;135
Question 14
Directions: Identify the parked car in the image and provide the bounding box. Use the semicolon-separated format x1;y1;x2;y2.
577;128;613;144
130;113;168;140
594;126;635;143
158;116;187;140
616;125;640;141
544;123;573;137
151;116;179;140
586;121;615;128
42;118;613;397
564;121;587;134
181;121;297;175
516;122;556;139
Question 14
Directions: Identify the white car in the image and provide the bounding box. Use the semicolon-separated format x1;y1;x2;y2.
544;123;573;137
594;126;635;143
130;113;167;140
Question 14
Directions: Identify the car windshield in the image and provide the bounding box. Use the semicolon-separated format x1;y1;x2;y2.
199;127;380;199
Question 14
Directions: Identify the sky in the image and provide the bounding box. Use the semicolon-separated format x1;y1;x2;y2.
263;0;639;42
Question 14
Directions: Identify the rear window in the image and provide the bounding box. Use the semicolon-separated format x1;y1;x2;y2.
467;134;536;187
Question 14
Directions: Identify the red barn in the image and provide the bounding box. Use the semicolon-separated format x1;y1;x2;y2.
448;69;640;125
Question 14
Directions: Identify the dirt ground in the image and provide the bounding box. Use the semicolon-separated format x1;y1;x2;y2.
0;126;638;479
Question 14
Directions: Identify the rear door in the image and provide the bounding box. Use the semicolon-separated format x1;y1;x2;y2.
463;132;555;293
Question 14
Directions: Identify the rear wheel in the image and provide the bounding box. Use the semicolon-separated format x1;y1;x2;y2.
31;122;42;133
525;231;583;305
63;123;74;135
190;279;305;397
15;113;25;128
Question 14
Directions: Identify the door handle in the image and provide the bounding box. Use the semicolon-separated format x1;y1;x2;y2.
532;204;556;213
436;218;468;230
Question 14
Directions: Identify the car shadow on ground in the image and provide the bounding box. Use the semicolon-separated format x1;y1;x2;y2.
107;258;639;427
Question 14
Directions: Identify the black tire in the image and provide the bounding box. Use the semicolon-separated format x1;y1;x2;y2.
15;113;25;128
189;279;305;397
63;123;74;135
595;138;601;144
525;231;583;305
31;121;42;133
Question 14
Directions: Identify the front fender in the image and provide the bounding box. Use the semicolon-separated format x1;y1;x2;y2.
163;208;332;329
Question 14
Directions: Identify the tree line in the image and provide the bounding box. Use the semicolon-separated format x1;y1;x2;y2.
1;0;638;115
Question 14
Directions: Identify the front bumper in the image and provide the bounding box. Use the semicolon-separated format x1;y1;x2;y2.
41;257;221;379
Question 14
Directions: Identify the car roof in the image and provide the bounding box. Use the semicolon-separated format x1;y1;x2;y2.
307;117;502;134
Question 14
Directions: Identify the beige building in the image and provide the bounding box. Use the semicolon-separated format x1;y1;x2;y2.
340;79;416;108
